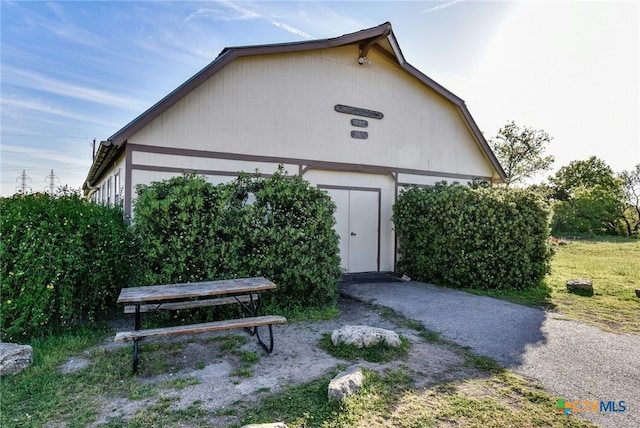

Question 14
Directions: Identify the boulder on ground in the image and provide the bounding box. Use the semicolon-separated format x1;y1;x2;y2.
566;278;593;293
0;342;33;376
328;365;364;401
331;325;401;348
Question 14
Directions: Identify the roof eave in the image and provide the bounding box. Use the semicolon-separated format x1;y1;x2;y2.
83;140;125;192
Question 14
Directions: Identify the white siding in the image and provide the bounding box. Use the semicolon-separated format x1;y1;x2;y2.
129;45;495;179
131;151;297;176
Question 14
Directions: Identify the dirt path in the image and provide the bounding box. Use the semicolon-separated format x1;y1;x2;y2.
84;297;476;426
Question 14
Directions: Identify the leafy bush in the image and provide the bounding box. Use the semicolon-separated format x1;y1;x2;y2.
392;183;552;290
240;172;342;309
551;185;626;236
133;174;245;284
549;156;627;236
1;193;136;341
133;169;341;311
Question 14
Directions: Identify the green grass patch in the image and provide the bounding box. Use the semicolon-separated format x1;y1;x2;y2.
379;306;448;344
546;239;640;334
235;365;595;428
0;327;211;427
263;302;340;322
106;396;209;427
463;239;640;334
462;283;555;309
233;369;343;427
159;376;201;391
230;367;253;378
215;335;260;377
318;333;410;363
461;354;504;374
218;334;248;352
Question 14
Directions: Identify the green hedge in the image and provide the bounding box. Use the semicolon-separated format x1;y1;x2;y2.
1;194;136;341
551;185;626;236
392;183;552;290
133;170;342;311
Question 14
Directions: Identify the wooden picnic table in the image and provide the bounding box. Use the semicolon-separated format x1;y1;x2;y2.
114;276;286;373
116;276;277;304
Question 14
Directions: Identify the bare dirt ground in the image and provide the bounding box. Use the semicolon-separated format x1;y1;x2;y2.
63;297;481;427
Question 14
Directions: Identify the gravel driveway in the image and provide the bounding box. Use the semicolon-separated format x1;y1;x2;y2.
340;279;639;428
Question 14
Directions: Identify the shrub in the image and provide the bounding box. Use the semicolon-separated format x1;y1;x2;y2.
392;183;552;290
551;185;627;236
240;171;342;309
1;193;136;341
132;169;341;311
133;174;246;284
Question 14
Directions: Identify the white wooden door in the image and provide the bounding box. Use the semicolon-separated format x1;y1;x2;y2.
325;188;379;273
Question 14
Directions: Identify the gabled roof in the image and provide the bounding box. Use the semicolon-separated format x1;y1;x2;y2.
84;22;506;189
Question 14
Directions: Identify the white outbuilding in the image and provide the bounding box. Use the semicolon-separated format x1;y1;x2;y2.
83;22;506;273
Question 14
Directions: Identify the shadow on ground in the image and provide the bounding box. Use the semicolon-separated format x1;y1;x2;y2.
339;273;547;368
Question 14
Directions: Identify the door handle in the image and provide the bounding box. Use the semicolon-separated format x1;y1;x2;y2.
350;232;357;236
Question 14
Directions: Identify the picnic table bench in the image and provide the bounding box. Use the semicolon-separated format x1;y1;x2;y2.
114;276;287;372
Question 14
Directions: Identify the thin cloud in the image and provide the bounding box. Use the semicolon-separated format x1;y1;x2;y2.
421;0;464;14
267;19;314;40
2;144;90;168
3;68;145;110
186;1;314;40
26;2;106;48
186;6;258;22
1;97;117;128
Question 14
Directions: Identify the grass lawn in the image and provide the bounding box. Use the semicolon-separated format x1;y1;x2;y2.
234;366;596;428
465;238;640;335
547;238;640;334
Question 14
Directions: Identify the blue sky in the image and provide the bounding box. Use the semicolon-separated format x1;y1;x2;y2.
1;1;638;196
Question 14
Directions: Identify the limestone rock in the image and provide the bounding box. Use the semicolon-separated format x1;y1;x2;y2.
331;325;401;348
566;278;593;293
0;342;33;376
328;365;364;401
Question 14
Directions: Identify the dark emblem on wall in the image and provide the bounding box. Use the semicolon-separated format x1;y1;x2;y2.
335;104;384;119
335;104;383;140
351;130;368;139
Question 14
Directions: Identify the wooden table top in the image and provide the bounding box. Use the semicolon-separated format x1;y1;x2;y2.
117;277;276;303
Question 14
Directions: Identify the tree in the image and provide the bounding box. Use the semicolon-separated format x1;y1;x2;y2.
549;157;626;236
619;164;640;235
489;121;554;186
549;156;622;201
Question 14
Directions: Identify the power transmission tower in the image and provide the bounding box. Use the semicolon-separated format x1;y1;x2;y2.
44;169;60;196
15;169;32;194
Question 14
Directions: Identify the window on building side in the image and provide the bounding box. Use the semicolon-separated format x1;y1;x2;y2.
114;171;121;205
107;178;112;205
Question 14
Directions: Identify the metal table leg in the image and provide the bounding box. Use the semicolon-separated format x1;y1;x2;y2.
256;324;275;353
133;304;141;373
